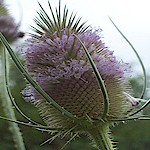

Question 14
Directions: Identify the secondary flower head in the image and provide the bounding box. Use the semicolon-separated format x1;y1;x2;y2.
0;0;24;43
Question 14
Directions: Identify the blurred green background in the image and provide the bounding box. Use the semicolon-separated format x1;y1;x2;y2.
0;52;150;150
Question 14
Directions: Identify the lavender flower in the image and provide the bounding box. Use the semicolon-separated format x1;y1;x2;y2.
0;1;24;43
21;1;145;149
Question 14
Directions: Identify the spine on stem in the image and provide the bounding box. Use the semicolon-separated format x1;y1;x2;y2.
88;123;115;150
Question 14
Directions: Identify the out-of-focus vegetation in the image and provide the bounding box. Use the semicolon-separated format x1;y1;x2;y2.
0;52;150;150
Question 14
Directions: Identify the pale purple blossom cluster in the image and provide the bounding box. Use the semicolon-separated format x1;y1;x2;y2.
23;28;133;118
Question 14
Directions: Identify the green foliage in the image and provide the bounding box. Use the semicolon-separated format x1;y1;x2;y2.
112;120;150;150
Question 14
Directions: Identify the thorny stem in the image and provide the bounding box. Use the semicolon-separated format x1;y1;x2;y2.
88;123;114;150
0;45;26;150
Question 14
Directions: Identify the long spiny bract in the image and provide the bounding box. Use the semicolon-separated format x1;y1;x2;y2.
30;0;89;39
109;17;147;99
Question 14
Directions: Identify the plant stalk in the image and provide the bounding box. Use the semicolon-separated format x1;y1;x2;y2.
88;123;114;150
0;45;26;150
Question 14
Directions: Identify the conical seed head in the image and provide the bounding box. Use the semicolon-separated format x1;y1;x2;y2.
23;29;133;119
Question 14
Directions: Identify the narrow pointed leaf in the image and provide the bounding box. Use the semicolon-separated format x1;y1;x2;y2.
109;17;147;99
74;34;109;119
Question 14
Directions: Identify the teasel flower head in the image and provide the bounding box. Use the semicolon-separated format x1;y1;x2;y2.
0;0;24;43
22;1;148;149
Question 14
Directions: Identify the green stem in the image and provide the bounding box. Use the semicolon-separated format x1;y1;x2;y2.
0;45;26;150
88;124;114;150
